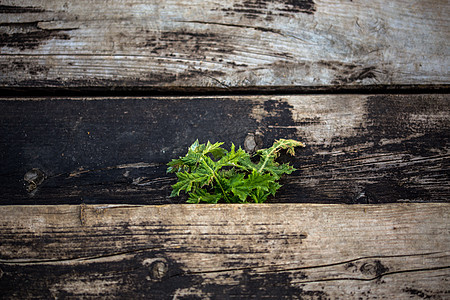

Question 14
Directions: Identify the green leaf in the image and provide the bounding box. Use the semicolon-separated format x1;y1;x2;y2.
170;171;209;197
216;144;249;171
189;139;200;151
229;171;274;202
187;188;222;204
167;139;304;203
249;188;267;203
228;173;248;201
204;141;227;159
235;154;258;172
257;159;295;180
256;139;305;159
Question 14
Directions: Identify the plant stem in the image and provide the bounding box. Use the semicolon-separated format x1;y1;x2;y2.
200;158;230;203
257;144;279;173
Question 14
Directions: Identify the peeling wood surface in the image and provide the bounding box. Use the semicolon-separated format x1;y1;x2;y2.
0;0;449;89
0;203;448;299
1;94;448;205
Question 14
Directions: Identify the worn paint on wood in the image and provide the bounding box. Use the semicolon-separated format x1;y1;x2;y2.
0;0;448;88
0;203;448;298
0;94;448;205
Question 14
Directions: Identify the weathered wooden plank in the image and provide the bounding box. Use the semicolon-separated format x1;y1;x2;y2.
0;203;448;298
0;0;448;89
0;94;448;205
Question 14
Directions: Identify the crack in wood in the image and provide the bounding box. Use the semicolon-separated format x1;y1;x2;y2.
68;162;158;178
79;203;86;226
178;20;311;43
0;4;45;13
297;154;450;173
0;246;161;265
179;251;449;276
291;265;450;284
66;162;159;177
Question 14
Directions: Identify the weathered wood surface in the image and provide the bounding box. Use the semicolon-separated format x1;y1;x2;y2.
1;94;448;205
0;0;448;89
0;203;448;299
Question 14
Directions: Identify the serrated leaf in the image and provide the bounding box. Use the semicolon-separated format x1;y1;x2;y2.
204;141;227;159
257;160;296;180
236;154;258;172
170;171;209;197
167;139;304;204
187;188;222;204
229;171;274;202
219;168;238;179
216;144;249;171
228;173;248;201
189;139;200;152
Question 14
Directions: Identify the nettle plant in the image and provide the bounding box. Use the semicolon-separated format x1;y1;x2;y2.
167;139;304;204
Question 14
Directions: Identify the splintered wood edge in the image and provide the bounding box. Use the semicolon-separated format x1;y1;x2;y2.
0;203;449;298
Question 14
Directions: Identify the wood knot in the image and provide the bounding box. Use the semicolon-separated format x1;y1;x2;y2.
143;258;169;281
24;168;45;193
244;132;263;153
359;260;389;277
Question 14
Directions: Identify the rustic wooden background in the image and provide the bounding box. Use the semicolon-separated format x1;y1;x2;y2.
0;0;449;298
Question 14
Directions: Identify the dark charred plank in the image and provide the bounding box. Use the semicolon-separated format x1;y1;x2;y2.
0;94;448;205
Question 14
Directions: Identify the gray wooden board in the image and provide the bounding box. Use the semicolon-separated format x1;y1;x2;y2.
0;94;448;205
0;203;448;299
0;0;449;89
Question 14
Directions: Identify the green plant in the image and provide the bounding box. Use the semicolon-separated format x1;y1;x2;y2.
167;139;305;203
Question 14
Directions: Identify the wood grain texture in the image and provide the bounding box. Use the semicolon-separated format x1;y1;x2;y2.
0;0;448;89
1;94;448;205
0;203;448;299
